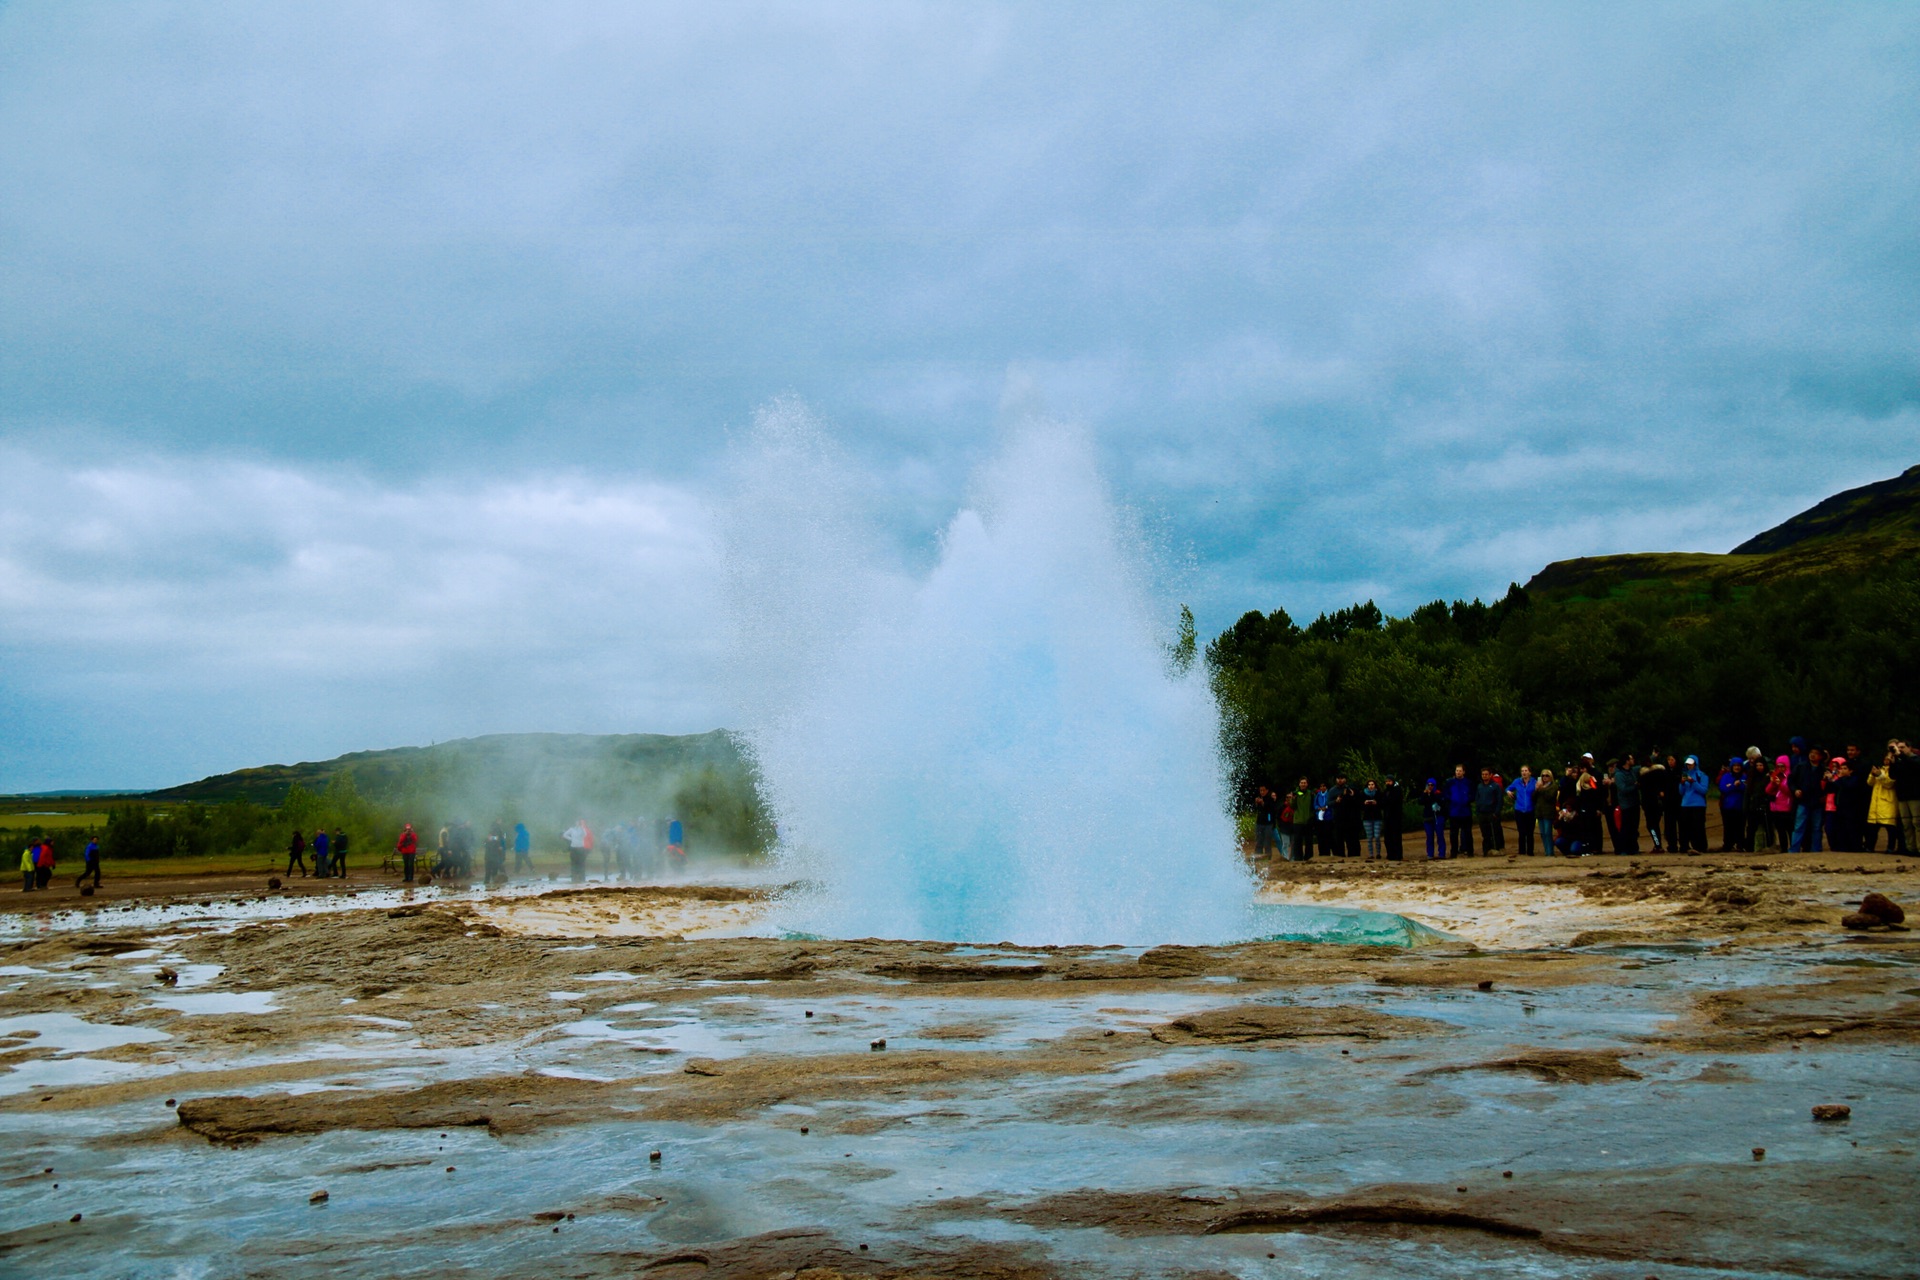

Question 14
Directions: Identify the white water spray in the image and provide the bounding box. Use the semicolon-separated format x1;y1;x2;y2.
724;402;1255;945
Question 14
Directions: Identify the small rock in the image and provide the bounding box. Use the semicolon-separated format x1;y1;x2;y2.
1840;912;1879;930
804;1010;813;1018
70;1213;82;1223
1476;980;1494;990
1456;1186;1467;1192
157;967;179;986
80;886;94;897
1810;1028;1831;1038
309;1190;329;1204
1502;1170;1513;1178
800;1126;809;1134
1752;1147;1765;1159
1859;892;1905;924
446;1166;455;1173
268;877;282;890
1811;1104;1851;1122
870;1038;886;1051
649;1150;662;1162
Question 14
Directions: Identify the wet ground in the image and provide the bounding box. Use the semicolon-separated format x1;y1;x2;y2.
1;853;1916;1278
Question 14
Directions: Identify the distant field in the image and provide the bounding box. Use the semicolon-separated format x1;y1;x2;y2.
0;812;113;830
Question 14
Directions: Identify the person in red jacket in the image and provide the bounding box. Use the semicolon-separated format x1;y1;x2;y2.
396;823;419;883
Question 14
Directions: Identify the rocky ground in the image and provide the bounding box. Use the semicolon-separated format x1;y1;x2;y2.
0;852;1915;1278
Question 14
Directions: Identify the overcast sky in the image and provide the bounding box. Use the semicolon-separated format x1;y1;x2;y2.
2;3;1916;790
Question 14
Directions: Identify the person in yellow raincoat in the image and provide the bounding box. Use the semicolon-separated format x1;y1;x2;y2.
1868;749;1902;853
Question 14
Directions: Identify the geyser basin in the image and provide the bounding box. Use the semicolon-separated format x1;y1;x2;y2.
727;407;1256;946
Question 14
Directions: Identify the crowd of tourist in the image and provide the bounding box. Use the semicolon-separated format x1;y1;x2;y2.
1249;737;1920;862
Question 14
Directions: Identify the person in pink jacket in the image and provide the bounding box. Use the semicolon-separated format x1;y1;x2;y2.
1767;755;1794;853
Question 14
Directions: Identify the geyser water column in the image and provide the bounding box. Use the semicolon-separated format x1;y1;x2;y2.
725;402;1254;945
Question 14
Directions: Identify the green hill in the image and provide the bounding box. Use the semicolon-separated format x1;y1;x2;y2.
1526;463;1920;599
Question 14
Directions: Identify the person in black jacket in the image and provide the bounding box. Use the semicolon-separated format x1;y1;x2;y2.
285;828;308;877
1381;775;1405;861
1474;769;1504;857
1639;753;1668;852
1332;774;1363;858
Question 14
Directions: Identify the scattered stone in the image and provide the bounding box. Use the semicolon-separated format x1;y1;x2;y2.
804;1011;813;1018
446;1166;455;1173
165;1099;176;1108
1840;912;1882;930
870;1038;887;1051
70;1214;82;1223
649;1150;662;1162
1811;1104;1851;1122
157;967;179;986
268;877;282;890
309;1190;329;1204
1859;892;1905;924
1809;1028;1831;1038
800;1126;809;1134
80;886;94;897
1502;1170;1513;1178
1476;980;1494;990
1752;1147;1765;1159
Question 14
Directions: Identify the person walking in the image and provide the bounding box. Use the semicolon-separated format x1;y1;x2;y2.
1717;758;1746;852
331;828;349;878
396;823;419;883
512;821;533;874
286;828;308;877
1676;756;1709;854
1867;750;1901;853
19;842;35;892
1361;780;1383;859
1507;766;1539;856
33;840;55;890
1420;778;1446;859
74;836;102;889
1444;765;1475;857
1381;774;1405;861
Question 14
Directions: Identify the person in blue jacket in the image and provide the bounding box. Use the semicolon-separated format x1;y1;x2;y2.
1717;758;1746;851
1444;765;1476;857
1676;755;1710;854
1505;766;1539;856
512;821;533;875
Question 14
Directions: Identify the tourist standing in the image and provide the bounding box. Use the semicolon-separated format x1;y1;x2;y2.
1609;756;1639;854
1638;754;1668;852
1717;759;1745;852
1289;778;1314;862
1251;786;1277;863
1444;765;1475;856
513;821;533;874
1893;740;1920;855
19;842;34;892
1789;738;1821;852
1829;756;1865;853
33;840;54;889
1742;747;1771;851
436;824;452;879
1474;768;1504;856
564;818;590;883
1361;781;1383;859
332;828;349;878
1420;778;1446;859
1867;750;1901;853
311;828;331;878
484;823;507;885
1676;756;1709;854
1533;769;1556;855
286;828;308;877
1767;754;1794;851
1381;774;1405;861
396;823;419;883
1333;774;1363;858
1507;766;1539;856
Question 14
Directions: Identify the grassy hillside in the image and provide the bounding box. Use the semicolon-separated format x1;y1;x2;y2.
1526;464;1920;599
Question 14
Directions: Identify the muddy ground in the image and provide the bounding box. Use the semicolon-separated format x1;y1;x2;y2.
1;851;1916;1278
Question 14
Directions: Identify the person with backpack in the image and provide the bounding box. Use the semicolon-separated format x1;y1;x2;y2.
286;828;308;877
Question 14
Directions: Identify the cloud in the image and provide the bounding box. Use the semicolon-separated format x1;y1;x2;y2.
0;446;723;789
0;5;1916;780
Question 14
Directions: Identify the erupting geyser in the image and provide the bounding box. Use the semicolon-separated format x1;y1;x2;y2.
725;402;1254;945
